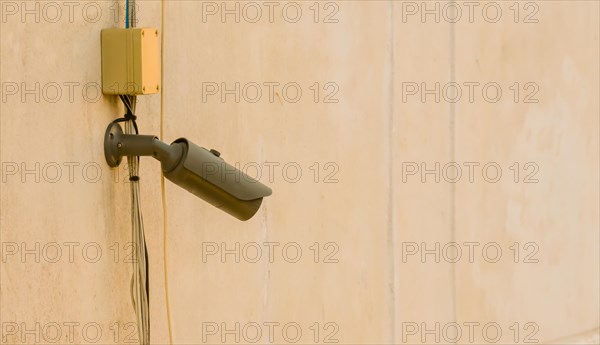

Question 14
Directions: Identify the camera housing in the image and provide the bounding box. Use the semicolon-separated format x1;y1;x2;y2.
104;122;272;221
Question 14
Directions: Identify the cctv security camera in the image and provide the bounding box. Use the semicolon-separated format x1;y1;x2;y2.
104;122;272;221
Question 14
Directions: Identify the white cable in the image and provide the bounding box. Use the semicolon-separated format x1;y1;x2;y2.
160;0;174;343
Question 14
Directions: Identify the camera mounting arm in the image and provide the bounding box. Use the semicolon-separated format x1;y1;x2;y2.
104;121;182;170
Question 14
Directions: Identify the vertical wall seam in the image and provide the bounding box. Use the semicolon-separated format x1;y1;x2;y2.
449;0;458;328
387;1;396;343
0;10;3;328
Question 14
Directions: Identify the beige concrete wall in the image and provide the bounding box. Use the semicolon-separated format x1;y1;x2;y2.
0;1;598;344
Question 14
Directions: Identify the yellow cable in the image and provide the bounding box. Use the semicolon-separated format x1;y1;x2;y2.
160;0;174;343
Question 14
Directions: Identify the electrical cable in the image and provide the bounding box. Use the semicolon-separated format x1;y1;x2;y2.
119;95;133;114
122;112;150;345
160;0;175;342
121;1;150;344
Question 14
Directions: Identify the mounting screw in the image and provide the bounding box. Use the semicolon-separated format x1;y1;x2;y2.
142;86;146;92
155;30;158;36
141;30;145;37
117;143;122;149
156;85;160;91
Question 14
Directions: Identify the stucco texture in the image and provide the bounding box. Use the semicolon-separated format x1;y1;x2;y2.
0;1;598;344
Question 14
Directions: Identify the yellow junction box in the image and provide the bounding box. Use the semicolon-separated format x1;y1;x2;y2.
101;28;160;95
